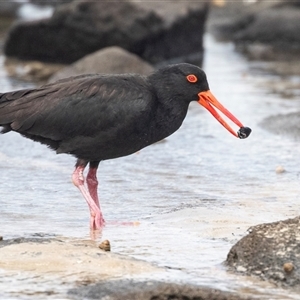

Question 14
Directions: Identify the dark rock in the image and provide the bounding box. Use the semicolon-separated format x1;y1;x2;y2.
260;111;300;140
49;46;154;82
68;280;254;300
210;1;300;60
0;1;21;18
4;1;163;64
134;1;209;66
234;7;300;57
4;0;208;66
226;216;300;288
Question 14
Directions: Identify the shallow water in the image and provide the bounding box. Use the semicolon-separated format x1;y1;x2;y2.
1;34;300;299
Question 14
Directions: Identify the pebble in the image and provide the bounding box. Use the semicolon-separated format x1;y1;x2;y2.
98;240;111;252
275;165;286;174
283;262;294;273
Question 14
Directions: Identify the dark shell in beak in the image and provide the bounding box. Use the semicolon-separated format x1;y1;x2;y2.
237;127;252;139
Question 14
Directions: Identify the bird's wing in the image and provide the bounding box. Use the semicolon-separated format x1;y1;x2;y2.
0;74;155;141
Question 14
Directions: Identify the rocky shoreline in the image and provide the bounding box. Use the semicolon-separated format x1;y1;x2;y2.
0;236;255;300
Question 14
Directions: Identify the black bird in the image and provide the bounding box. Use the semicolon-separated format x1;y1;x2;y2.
0;63;251;230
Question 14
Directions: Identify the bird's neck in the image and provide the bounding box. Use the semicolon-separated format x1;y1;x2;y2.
146;73;190;143
149;94;189;143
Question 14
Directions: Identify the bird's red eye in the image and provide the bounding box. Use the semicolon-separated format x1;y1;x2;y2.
186;74;198;83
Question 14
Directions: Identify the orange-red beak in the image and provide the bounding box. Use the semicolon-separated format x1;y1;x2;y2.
198;90;245;138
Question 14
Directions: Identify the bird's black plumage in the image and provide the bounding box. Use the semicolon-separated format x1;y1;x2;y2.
0;63;208;161
0;63;248;230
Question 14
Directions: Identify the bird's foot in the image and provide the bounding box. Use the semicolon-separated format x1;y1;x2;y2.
90;212;105;230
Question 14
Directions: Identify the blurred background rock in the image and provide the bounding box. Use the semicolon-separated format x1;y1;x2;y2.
0;0;209;82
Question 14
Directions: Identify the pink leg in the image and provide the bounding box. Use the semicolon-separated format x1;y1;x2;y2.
87;162;105;225
86;164;100;208
72;162;104;230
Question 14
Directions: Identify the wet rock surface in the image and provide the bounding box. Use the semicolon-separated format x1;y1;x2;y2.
226;217;300;288
49;46;154;83
4;0;208;65
0;236;163;291
69;280;254;300
0;236;256;300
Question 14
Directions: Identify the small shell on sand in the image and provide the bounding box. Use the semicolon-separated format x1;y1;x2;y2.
283;262;294;273
275;166;286;174
99;240;111;252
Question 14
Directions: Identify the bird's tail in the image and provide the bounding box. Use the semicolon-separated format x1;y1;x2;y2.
0;88;35;133
0;89;34;104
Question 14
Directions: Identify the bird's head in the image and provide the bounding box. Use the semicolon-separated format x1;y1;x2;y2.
155;63;251;139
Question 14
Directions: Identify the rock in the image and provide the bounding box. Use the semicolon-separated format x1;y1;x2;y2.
49;47;154;82
0;1;22;18
4;0;208;65
275;166;286;174
209;1;300;60
0;237;162;281
234;7;300;59
0;237;255;300
226;216;300;287
260;112;300;140
283;262;294;274
133;1;209;65
98;240;111;252
68;280;255;300
4;57;65;82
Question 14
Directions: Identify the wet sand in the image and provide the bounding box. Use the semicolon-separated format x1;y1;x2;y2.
0;237;162;285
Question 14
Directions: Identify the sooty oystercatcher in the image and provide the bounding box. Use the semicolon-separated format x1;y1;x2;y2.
0;63;251;230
